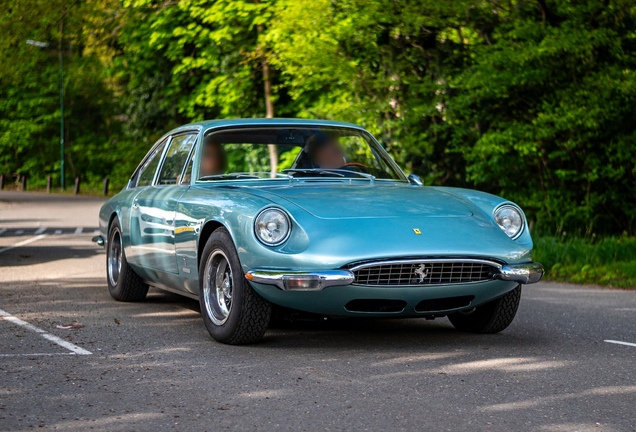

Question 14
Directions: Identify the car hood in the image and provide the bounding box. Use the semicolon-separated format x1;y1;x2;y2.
251;182;473;219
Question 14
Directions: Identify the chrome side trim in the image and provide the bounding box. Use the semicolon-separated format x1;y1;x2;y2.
349;258;503;272
494;263;544;284
246;270;354;291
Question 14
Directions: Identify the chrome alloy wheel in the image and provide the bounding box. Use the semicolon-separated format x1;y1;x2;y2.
203;249;234;325
108;228;123;286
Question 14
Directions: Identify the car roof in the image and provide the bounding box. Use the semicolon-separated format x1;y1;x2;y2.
168;118;366;135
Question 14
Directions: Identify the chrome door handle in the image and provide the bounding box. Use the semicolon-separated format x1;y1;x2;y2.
132;203;139;211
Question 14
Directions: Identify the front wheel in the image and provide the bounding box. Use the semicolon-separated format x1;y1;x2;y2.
448;285;521;334
199;228;271;344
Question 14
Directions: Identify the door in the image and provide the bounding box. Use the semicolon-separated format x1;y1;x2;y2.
130;132;198;274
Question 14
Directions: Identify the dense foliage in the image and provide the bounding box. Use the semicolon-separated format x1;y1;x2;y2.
1;0;635;235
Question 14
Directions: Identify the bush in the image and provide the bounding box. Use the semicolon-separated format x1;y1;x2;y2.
533;235;636;288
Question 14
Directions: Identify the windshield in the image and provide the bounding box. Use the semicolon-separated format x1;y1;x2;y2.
197;126;405;181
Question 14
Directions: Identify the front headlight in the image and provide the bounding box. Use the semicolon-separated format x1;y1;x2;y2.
254;208;291;246
494;205;524;239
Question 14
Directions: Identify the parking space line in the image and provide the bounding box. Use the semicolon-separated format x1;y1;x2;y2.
0;308;92;355
0;234;48;254
0;353;77;357
74;227;83;234
604;340;636;348
34;227;47;234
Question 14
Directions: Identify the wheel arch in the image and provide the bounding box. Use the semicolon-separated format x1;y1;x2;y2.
198;220;227;269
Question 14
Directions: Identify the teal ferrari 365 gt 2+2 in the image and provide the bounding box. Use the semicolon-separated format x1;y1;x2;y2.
94;119;544;344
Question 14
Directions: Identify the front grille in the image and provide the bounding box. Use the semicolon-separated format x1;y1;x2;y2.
350;260;499;286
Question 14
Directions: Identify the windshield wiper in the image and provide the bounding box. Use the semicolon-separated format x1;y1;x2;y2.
282;168;345;177
199;172;293;181
318;168;376;181
283;168;375;181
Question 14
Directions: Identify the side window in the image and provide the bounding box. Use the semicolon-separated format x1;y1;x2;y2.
157;133;197;185
136;139;168;187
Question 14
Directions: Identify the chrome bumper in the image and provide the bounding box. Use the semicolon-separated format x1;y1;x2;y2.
92;235;104;247
246;262;544;291
245;270;354;291
493;262;544;284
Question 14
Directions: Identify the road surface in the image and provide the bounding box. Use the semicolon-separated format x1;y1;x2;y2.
0;191;634;431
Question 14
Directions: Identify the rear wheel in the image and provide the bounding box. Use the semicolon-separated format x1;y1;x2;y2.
448;285;521;334
199;228;271;344
107;217;149;302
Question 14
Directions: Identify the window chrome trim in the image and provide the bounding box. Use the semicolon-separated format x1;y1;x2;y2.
127;126;202;189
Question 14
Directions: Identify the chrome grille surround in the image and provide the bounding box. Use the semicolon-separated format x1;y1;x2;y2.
348;259;502;287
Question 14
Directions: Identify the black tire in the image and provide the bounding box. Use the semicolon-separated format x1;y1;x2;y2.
107;217;149;302
448;285;521;334
199;228;271;344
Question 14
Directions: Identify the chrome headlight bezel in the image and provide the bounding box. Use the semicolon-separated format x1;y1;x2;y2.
493;204;525;240
254;208;292;247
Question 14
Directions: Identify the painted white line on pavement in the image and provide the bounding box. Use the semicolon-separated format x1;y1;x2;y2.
54;230;62;234
34;227;47;234
74;227;83;234
605;340;636;348
93;230;100;235
0;353;77;357
0;308;92;355
0;234;48;254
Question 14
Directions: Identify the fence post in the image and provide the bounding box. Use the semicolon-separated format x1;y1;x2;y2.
47;176;52;193
0;174;4;190
74;177;80;195
20;174;27;191
102;177;109;196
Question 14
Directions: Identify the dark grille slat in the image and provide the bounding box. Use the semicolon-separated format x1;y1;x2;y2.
352;260;497;286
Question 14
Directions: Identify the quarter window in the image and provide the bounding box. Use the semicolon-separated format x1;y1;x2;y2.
157;133;197;185
136;138;168;187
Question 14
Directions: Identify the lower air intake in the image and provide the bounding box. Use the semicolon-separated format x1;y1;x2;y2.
345;299;407;313
415;295;475;312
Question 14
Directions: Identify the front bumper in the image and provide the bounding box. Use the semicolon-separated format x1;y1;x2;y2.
245;262;544;291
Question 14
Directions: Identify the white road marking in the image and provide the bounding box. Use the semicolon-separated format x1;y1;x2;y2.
15;230;23;235
605;340;636;348
55;230;62;234
0;234;48;254
0;352;77;357
0;308;92;355
0;229;6;235
34;227;47;234
74;227;83;234
93;230;100;235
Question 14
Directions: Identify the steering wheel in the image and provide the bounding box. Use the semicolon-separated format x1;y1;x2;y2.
342;162;369;169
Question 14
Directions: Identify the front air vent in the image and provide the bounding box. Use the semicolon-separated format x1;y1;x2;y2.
344;299;407;313
415;296;475;312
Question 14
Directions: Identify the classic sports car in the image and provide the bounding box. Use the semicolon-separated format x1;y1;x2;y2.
94;119;543;344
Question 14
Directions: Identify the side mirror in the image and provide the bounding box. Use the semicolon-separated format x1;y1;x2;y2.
408;174;423;186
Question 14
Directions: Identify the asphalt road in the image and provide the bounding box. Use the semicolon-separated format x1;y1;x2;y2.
0;190;635;432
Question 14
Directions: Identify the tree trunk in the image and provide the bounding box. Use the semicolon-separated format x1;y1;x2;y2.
258;23;278;177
